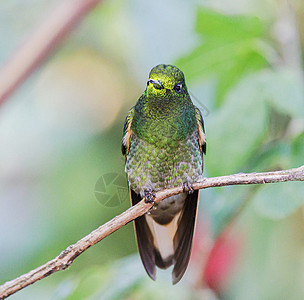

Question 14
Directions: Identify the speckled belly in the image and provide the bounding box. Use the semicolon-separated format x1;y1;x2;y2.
125;130;202;197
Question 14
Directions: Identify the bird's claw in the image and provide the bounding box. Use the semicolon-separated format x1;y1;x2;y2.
144;190;156;204
182;182;194;194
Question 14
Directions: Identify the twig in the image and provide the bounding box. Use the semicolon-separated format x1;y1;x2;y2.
0;165;303;299
0;0;101;106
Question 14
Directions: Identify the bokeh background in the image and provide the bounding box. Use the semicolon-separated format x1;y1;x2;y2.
1;0;304;299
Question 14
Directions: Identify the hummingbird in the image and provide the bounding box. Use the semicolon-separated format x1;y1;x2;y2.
122;64;206;284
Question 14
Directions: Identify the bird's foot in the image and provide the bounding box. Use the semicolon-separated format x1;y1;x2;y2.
182;181;194;194
144;190;156;204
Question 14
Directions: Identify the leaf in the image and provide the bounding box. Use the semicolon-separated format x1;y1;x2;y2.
195;8;264;40
205;69;304;177
176;8;270;105
205;73;268;176
216;50;266;103
253;182;304;219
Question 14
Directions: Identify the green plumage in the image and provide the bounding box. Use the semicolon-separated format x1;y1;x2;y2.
122;64;206;284
126;130;202;192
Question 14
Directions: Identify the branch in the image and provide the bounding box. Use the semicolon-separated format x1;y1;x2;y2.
1;165;303;299
0;0;101;106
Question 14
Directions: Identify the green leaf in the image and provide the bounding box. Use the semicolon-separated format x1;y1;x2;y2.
195;8;264;40
176;8;270;104
216;50;267;105
253;182;304;219
205;73;268;176
205;69;304;177
177;36;268;84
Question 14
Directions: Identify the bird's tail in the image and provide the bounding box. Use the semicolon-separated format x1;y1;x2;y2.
131;189;199;284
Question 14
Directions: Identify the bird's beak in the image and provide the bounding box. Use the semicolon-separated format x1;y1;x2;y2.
148;79;164;90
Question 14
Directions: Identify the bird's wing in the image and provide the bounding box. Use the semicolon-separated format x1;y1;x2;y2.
123;107;159;279
130;189;157;280
121;106;135;156
172;190;199;284
172;107;206;284
194;106;206;156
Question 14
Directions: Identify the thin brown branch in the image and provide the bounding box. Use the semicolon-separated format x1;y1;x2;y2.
0;165;304;299
0;0;101;106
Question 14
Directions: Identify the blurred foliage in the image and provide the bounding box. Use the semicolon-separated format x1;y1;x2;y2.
177;7;270;106
1;0;304;299
60;256;204;300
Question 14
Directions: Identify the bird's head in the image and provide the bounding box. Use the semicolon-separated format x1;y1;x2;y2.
146;64;187;98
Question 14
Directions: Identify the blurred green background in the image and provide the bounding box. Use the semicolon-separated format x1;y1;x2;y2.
1;0;304;299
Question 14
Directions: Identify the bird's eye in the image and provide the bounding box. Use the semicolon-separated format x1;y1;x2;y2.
174;83;182;93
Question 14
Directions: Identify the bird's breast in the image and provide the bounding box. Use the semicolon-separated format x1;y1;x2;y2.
125;130;202;196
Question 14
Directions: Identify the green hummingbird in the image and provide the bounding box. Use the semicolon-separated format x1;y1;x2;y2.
122;64;206;284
